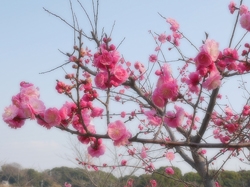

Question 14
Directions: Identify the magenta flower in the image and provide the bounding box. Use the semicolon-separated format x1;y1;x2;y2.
121;159;127;166
165;167;174;175
150;179;157;187
158;33;167;43
166;152;175;161
108;120;127;140
228;1;236;14
166;18;179;31
44;108;61;128
240;12;250;31
149;54;157;63
111;65;129;86
240;5;248;15
91;107;103;117
202;70;221;90
2;105;25;128
64;182;72;187
186;71;201;94
108;120;131;146
201;39;219;61
144;109;162;126
94;71;109;90
164;105;185;128
194;51;213;70
87;139;106;157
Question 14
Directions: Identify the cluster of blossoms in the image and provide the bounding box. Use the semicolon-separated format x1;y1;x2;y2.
94;39;129;89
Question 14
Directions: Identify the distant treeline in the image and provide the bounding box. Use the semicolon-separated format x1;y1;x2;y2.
1;163;250;187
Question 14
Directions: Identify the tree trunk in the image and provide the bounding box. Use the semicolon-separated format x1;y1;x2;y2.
191;148;216;187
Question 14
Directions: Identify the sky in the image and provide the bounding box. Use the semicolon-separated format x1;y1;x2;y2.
1;0;250;175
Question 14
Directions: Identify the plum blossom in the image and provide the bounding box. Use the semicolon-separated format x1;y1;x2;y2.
166;152;175;161
141;147;147;159
149;54;157;63
44;108;61;128
228;1;236;14
134;61;146;74
88;139;106;157
108;120;131;146
91;107;103;117
201;39;220;61
2;105;25;128
121;160;127;166
164;105;185;128
93;44;120;70
111;65;129;86
166;18;179;31
144;109;162;126
240;5;248;15
240;12;250;31
185;71;201;94
202;70;221;90
158;33;167;43
194;51;213;70
64;182;72;187
150;179;157;187
94;71;109;90
165;167;175;175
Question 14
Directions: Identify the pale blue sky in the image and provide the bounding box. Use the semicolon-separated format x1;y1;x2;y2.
1;0;250;174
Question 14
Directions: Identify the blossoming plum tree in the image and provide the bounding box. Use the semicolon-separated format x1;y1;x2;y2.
3;1;250;187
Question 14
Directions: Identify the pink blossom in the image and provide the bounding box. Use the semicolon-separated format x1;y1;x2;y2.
44;108;61;128
134;61;146;74
225;123;238;133
186;71;201;94
194;51;213;70
165;167;174;175
201;39;220;61
121;111;126;118
156;64;173;87
144;110;162;126
91;107;103;117
166;152;175;161
2;105;25;128
242;105;250;116
199;149;207;155
152;90;167;108
108;120;127;140
215;181;221;187
69;55;77;62
164;105;185;128
113;130;131;146
94;71;109;90
78;125;96;144
223;48;238;63
88;139;106;157
121;160;127;166
166;18;179;31
108;120;131;146
202;70;221;90
158;81;178;100
240;12;250;31
149;54;157;63
111;65;129;86
228;1;236;14
93;46;120;70
141;147;147;159
158;33;167;43
3;105;20;122
150;179;157;187
64;182;72;187
240;5;248;15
